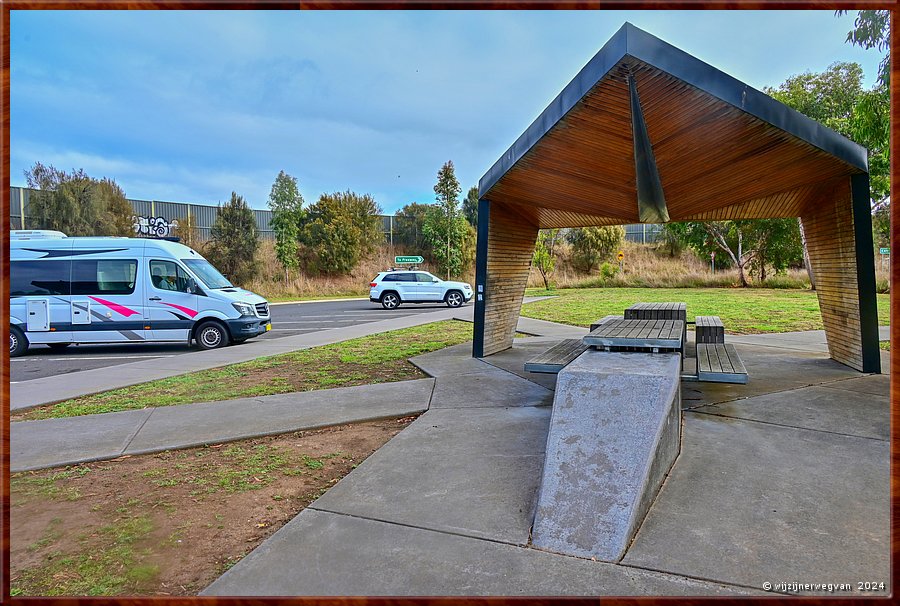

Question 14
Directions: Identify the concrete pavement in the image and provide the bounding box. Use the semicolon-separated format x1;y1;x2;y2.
204;328;888;596
10;315;889;595
11;379;436;472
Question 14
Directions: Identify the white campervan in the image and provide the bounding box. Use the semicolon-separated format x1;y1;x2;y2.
9;231;271;357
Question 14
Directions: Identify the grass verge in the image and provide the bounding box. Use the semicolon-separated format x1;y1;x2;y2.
522;287;890;334
10;418;414;596
15;320;473;421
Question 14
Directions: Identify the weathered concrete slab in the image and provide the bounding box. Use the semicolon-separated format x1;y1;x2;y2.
125;379;435;455
680;343;861;410
700;384;888;440
311;407;550;545
409;342;496;377
821;373;889;397
11;409;153;472
430;368;553;408
624;412;890;590
532;351;681;561
203;509;755;596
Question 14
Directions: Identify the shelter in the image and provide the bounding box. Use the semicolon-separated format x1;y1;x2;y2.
472;23;879;373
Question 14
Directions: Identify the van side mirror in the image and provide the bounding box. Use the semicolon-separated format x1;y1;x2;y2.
186;278;198;294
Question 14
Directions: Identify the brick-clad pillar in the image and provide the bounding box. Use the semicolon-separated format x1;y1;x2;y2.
473;200;539;357
800;176;880;372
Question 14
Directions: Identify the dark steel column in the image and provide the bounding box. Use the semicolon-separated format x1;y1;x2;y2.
472;198;490;358
851;172;880;373
628;74;669;224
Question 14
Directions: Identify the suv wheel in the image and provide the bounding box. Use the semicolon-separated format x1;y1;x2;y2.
10;326;28;357
381;292;401;310
195;321;230;350
446;290;464;308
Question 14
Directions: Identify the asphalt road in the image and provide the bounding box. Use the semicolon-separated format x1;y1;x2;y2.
11;298;464;382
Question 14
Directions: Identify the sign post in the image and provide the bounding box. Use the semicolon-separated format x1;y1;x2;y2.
879;247;889;271
617;250;624;273
711;250;716;273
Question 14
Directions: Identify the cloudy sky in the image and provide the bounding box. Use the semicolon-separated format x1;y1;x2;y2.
10;10;883;214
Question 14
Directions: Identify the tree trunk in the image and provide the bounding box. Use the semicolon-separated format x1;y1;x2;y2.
798;218;816;290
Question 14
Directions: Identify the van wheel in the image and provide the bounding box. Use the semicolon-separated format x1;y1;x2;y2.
445;290;464;308
48;343;71;350
381;292;401;309
10;326;28;357
195;321;230;350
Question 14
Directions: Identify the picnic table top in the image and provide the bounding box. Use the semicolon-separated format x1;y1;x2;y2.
583;318;684;349
626;302;686;312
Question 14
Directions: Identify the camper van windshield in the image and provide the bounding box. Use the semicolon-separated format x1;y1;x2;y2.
183;259;233;289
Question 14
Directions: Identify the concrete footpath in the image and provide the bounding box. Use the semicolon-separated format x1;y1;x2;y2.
202;330;889;596
10;312;566;473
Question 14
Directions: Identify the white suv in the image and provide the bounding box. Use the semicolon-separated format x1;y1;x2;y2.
370;270;473;309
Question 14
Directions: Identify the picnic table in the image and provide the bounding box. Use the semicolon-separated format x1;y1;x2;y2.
525;300;748;384
583;318;684;352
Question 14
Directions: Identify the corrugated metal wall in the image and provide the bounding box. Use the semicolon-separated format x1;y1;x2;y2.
10;186;661;243
10;186;274;240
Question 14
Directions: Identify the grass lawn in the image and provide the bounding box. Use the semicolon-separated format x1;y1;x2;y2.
523;287;890;334
15;320;474;421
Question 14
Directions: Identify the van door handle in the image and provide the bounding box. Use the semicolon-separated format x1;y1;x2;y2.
149;296;162;301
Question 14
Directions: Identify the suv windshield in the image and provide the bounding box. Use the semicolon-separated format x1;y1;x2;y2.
182;259;233;289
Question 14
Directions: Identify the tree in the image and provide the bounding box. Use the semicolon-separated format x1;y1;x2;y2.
765;61;881;288
267;171;305;282
207;192;260;285
462;186;479;227
422;205;471;279
566;226;625;273
838;10;891;252
174;212;203;251
739;218;804;282
432;161;463;279
299;191;383;275
394;202;431;254
533;229;562;290
24;162;133;236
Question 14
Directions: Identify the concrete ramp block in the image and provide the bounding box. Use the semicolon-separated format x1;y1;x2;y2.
532;351;681;562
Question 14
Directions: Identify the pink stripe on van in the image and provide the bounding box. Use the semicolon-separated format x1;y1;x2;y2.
162;302;199;318
88;296;140;317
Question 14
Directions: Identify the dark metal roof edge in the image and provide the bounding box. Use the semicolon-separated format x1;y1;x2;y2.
479;22;868;199
478;23;630;197
621;23;868;172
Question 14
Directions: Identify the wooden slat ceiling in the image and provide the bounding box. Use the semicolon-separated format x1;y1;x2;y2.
483;57;863;229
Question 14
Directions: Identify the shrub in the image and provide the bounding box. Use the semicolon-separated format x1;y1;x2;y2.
299;191;383;275
25;163;133;236
567;226;625;273
207;192;260;285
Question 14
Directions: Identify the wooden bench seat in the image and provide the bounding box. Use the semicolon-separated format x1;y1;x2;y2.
696;343;748;384
524;339;589;374
695;316;725;343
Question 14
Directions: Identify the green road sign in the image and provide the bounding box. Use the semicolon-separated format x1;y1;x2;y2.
880;247;890;255
395;256;424;264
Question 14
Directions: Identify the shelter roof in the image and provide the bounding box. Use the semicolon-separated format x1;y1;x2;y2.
479;23;868;228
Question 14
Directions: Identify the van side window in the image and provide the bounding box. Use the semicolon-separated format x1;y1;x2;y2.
149;260;190;292
10;260;71;296
72;260;138;295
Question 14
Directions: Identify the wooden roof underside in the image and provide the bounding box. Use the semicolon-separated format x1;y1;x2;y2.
479;24;868;229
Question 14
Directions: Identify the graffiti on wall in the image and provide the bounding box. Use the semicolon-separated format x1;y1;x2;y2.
133;216;179;238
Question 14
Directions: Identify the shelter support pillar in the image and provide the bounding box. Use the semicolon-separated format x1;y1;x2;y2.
800;175;880;373
473;200;539;358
